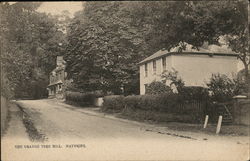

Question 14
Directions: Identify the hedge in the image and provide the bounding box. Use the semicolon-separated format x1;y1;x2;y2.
102;94;206;123
102;94;180;112
101;86;210;123
65;91;96;106
102;95;125;111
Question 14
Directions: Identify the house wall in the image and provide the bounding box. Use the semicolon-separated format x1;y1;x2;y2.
48;69;66;98
139;57;172;94
139;54;238;95
171;54;238;87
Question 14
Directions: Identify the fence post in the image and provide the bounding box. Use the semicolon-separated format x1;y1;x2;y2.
203;115;209;128
216;115;223;134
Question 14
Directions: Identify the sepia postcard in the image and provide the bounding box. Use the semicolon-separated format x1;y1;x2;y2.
1;1;249;161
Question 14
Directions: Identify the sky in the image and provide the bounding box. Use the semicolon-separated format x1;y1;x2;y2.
36;2;84;17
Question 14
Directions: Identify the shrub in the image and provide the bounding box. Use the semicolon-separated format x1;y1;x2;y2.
145;81;172;95
65;91;96;106
161;69;185;92
123;95;141;110
178;86;209;101
207;74;242;102
121;94;179;112
102;93;205;123
102;95;125;111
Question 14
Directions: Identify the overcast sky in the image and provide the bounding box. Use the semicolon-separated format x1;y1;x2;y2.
37;2;84;17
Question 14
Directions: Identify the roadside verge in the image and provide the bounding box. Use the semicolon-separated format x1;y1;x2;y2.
15;102;47;142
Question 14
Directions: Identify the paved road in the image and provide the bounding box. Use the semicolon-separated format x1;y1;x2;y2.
2;99;249;161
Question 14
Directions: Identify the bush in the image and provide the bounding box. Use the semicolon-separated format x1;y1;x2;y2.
178;86;209;101
102;93;180;112
134;94;176;111
65;91;96;106
102;95;125;111
161;69;185;93
145;81;172;95
207;74;242;102
123;95;141;110
102;93;205;123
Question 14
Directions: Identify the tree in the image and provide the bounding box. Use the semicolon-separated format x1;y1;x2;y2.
207;74;244;102
147;0;249;89
65;2;149;94
65;1;249;95
0;2;66;98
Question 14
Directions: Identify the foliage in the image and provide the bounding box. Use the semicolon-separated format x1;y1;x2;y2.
150;0;249;89
161;69;185;93
178;86;209;101
65;1;248;94
102;95;125;111
65;91;96;106
145;81;172;95
102;93;180;112
65;2;149;94
64;79;80;92
102;93;205;123
0;2;66;98
207;74;243;102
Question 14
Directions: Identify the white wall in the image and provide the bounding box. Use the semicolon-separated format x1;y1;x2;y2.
172;54;238;86
139;54;238;95
139;57;172;94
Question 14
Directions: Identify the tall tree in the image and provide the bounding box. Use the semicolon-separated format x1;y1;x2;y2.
146;1;249;87
65;1;248;94
65;2;149;94
0;2;66;98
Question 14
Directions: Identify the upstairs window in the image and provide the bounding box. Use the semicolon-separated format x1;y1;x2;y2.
153;60;156;75
162;57;166;71
145;63;148;77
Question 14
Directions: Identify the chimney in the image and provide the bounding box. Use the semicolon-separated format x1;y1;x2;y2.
56;56;64;66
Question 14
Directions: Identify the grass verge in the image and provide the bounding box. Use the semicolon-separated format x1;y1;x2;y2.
16;103;47;142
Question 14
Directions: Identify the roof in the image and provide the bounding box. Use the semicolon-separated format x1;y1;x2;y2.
48;80;63;87
50;65;65;74
138;50;238;65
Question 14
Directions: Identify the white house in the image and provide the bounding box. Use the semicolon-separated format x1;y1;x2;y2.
138;50;239;95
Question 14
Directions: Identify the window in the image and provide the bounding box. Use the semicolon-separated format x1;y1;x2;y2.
145;63;148;77
153;60;156;75
162;57;166;71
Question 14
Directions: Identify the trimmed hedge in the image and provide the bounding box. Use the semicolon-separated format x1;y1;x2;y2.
102;94;180;112
65;91;96;106
102;87;210;123
101;94;204;123
102;95;125;111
